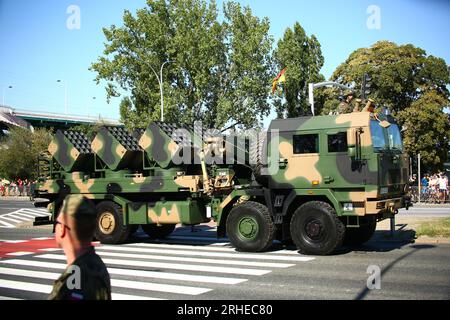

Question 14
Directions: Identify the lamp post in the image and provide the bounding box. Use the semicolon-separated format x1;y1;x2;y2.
56;80;68;114
86;96;96;117
145;60;173;122
2;85;13;106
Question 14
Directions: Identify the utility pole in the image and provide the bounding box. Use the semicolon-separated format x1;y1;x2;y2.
418;153;421;204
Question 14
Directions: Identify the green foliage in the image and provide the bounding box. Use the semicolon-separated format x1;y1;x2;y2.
330;41;450;169
331;41;450;114
91;0;274;131
273;22;325;117
397;91;450;171
0;127;52;180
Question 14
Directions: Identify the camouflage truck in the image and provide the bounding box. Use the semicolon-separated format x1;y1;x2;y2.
35;110;411;255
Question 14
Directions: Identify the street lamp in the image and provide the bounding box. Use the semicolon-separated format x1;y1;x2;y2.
86;96;96;117
2;85;13;106
145;60;173;122
56;80;68;114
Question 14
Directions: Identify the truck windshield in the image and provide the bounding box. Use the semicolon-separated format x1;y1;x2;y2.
370;120;403;152
370;120;387;151
387;124;403;152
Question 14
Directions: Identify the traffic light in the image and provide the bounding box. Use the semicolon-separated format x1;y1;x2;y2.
361;73;372;100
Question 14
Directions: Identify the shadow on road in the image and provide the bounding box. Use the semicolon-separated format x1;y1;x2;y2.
354;244;436;300
125;223;423;255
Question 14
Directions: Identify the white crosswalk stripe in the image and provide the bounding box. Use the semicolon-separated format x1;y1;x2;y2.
0;208;50;228
0;238;315;300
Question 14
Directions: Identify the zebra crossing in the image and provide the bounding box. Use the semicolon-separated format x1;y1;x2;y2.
0;237;315;300
0;208;50;228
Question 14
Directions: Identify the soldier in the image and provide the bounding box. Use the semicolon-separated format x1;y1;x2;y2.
48;194;111;300
337;90;355;114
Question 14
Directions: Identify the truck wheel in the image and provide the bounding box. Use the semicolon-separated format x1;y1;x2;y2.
94;201;131;244
141;224;176;240
290;201;345;255
344;220;377;246
226;201;275;252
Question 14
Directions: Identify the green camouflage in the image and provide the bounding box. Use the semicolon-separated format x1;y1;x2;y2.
48;130;94;172
36;110;409;248
91;126;142;171
48;247;111;300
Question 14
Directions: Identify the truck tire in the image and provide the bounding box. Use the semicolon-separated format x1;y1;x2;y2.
95;201;131;244
290;201;345;255
141;224;176;240
344;220;377;246
226;201;275;252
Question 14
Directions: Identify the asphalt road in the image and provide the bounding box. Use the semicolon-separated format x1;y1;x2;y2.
0;198;449;300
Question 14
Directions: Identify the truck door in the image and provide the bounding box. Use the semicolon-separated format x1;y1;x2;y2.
268;131;322;190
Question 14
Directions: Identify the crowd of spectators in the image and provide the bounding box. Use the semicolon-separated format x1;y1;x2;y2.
410;172;449;203
0;178;36;200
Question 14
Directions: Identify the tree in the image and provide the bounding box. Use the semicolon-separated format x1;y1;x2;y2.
272;22;325;118
331;41;450;114
397;91;450;172
91;0;274;131
329;41;450;169
0;127;52;179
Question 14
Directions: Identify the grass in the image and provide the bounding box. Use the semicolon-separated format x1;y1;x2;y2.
416;218;450;238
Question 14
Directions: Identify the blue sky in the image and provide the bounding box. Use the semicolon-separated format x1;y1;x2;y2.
0;0;449;123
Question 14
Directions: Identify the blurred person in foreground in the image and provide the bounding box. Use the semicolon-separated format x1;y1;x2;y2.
48;194;111;300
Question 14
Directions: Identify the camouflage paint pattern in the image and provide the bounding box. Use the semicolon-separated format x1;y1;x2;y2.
48;130;94;172
37;111;408;229
91;126;143;171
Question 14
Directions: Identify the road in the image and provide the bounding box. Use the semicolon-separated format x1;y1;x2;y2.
0;198;449;300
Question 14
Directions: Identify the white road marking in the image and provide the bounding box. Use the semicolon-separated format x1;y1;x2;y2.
19;209;50;216
96;248;294;268
0;216;24;223
107;267;246;285
0;221;15;228
0;266;209;295
0;279;158;300
11;212;39;219
0;259;245;285
121;242;300;255
35;254;272;276
0;295;23;300
110;279;211;295
98;244;315;262
0;279;51;294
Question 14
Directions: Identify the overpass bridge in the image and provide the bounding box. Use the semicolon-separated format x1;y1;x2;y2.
0;105;121;132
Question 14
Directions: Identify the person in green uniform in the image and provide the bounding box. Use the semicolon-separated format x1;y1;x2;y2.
337;90;355;114
48;194;111;300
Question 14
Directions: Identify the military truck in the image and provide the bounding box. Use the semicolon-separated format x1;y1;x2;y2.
35;109;411;255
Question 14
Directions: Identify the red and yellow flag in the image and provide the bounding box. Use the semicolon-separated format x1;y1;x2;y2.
271;68;287;94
